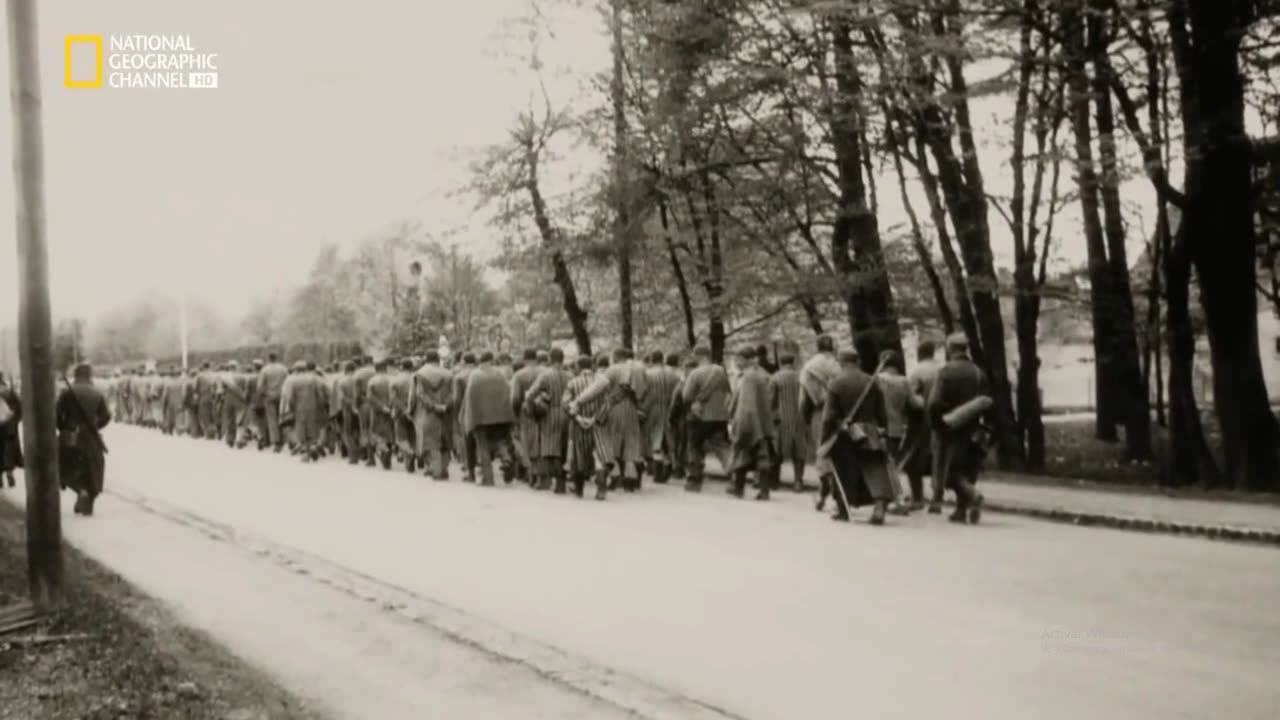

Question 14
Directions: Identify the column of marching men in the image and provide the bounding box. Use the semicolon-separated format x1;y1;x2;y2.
93;332;992;525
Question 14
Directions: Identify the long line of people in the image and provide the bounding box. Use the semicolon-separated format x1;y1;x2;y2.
98;332;993;524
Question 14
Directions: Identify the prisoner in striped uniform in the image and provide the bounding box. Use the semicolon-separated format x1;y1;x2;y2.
510;348;542;484
570;349;647;496
563;355;605;498
768;354;808;493
526;347;572;492
643;350;682;484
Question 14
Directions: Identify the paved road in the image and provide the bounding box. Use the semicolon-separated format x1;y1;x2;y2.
10;425;1280;720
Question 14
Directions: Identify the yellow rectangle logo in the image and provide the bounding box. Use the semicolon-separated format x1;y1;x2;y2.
64;34;102;88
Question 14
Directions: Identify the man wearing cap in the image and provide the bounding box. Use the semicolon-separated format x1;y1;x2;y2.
257;353;289;451
366;359;396;469
728;346;776;500
352;356;377;465
769;353;808;493
56;363;111;516
926;333;989;524
525;347;572;492
569;348;648;493
282;360;325;462
562;355;603;498
510;348;542;485
242;359;267;448
820;349;894;524
905;340;942;512
413;351;453;480
219;361;250;448
677;346;732;492
643;350;682;485
799;334;841;510
390;358;418;472
451;352;479;479
462;351;516;486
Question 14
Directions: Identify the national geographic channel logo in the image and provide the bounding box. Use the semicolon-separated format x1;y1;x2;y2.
63;34;218;90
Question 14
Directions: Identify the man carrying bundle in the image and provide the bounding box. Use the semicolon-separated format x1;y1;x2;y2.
819;349;894;525
57;363;112;516
927;333;990;524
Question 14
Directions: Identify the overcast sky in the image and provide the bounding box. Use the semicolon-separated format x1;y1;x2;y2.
0;0;608;326
3;1;1169;335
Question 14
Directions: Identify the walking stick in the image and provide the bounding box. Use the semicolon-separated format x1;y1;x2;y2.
818;358;887;518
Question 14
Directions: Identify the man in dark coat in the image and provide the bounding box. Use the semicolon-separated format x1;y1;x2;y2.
820;349;894;525
462;351;516;486
451;353;478;474
926;333;989;524
390;358;418;472
768;354;808;493
352;356;377;465
366;359;396;469
510;348;542;485
57;363;112;516
678;346;731;493
0;372;23;488
413;351;453;480
728;347;775;500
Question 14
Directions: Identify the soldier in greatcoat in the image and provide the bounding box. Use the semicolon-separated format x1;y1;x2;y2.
324;362;346;458
820;349;894;525
161;368;184;435
57;363;111;516
413;351;454;480
769;354;808;493
678;346;732;493
195;362;220;439
728;347;776;500
525;347;572;492
462;351;516;486
926;333;989;524
643;351;682;485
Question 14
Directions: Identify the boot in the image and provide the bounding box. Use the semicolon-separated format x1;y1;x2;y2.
593;469;608;501
685;476;703;493
553;474;567;495
754;484;770;501
572;477;585;498
728;471;746;498
73;491;89;515
870;500;887;525
405;454;417;474
654;462;670;485
380;449;393;470
815;474;833;511
966;489;984;525
83;493;96;517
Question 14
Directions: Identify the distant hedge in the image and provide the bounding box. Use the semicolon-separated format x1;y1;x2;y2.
110;341;365;372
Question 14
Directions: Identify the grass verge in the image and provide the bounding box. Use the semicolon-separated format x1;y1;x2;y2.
0;500;327;720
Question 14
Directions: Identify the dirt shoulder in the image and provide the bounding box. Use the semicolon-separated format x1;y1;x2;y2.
0;501;327;720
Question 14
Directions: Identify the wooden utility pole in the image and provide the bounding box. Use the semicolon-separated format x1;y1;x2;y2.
6;0;65;607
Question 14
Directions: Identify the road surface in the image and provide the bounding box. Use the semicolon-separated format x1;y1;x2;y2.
6;425;1279;720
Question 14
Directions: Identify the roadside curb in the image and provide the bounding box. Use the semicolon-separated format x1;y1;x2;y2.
980;500;1280;547
701;470;1280;547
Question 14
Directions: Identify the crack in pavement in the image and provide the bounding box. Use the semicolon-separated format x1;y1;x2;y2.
107;488;752;720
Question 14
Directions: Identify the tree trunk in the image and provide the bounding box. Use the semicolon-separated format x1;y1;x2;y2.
610;0;634;352
1178;0;1280;490
888;122;954;334
525;145;592;357
1064;5;1120;443
1088;0;1151;459
659;198;697;348
829;18;903;371
1164;223;1221;486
